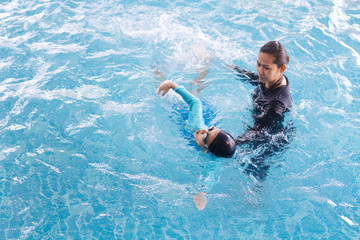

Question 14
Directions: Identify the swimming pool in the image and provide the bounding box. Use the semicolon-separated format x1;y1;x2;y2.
0;0;359;238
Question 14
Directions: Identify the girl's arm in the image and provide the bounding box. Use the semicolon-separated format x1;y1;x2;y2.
157;80;197;106
157;80;177;96
157;80;206;131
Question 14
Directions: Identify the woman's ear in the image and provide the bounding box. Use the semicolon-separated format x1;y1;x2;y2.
280;64;287;73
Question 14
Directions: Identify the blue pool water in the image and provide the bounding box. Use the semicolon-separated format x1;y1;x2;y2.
1;0;360;239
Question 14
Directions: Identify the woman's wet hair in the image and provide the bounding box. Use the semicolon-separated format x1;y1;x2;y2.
208;130;236;158
260;41;289;67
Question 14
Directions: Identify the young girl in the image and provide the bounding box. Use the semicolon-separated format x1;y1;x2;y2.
156;73;236;210
157;80;236;158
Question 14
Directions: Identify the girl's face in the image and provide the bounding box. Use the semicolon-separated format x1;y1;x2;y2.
256;52;285;87
194;126;220;150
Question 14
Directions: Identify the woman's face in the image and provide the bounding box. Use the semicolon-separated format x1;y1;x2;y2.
256;52;285;87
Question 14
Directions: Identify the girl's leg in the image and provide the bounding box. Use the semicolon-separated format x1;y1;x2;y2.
154;69;166;82
190;49;212;96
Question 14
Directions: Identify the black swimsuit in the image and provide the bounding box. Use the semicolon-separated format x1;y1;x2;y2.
234;67;292;143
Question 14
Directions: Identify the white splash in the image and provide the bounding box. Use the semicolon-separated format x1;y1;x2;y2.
340;216;358;226
327;199;337;207
35;159;61;174
0;146;20;161
102;101;147;114
27;42;86;54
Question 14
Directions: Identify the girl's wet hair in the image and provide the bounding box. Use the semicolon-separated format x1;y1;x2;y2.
208;130;236;158
260;41;289;67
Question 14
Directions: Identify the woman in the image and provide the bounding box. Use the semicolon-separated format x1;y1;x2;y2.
231;41;294;182
232;41;292;143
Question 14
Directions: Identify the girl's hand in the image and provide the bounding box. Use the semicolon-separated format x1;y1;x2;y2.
157;80;177;97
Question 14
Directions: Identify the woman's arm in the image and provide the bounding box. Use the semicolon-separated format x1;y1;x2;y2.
228;65;259;86
253;104;285;130
236;100;286;144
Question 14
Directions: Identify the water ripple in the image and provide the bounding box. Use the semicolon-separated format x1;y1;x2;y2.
0;0;360;239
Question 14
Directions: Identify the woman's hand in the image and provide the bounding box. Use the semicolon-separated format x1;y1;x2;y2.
157;80;177;97
226;64;237;70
